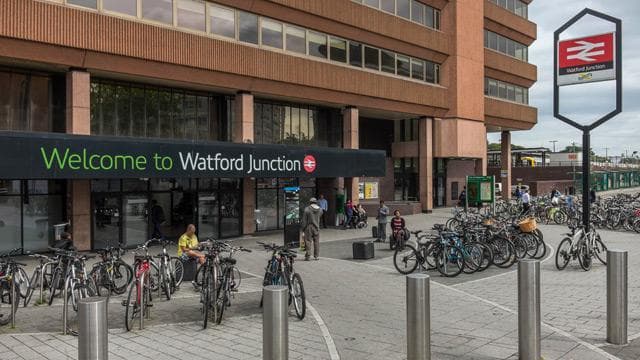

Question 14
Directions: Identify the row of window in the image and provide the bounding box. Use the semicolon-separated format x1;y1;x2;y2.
394;119;419;142
488;0;528;19
90;79;232;141
46;0;440;85
394;158;419;201
352;0;441;30
484;78;529;105
484;29;528;62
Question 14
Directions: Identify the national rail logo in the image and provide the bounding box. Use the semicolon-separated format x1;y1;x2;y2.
303;155;316;173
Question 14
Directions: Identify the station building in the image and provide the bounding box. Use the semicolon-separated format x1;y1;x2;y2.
0;0;537;252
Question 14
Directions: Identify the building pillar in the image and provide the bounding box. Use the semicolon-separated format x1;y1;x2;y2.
66;70;91;251
501;131;512;200
343;106;359;203
418;117;433;212
234;91;255;235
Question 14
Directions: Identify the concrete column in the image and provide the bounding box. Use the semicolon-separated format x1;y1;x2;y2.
234;92;256;235
501;131;512;200
418;117;433;212
343;106;359;202
66;70;91;251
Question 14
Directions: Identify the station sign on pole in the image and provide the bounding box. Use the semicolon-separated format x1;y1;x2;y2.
554;8;622;231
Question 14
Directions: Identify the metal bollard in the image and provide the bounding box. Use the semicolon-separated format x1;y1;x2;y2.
78;297;108;360
10;277;16;328
518;259;541;360
406;274;430;360
263;285;288;360
607;250;628;345
62;278;69;335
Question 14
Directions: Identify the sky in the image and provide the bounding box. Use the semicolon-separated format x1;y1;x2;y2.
486;0;640;157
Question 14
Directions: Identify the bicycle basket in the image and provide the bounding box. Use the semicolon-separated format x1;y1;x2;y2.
518;217;537;233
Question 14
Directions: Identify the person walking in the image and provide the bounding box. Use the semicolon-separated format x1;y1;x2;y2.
458;186;467;207
375;200;390;242
318;194;328;228
344;199;354;228
521;189;531;215
589;188;597;204
150;199;165;239
301;197;323;261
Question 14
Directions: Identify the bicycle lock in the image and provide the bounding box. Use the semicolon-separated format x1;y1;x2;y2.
263;285;289;360
607;249;628;345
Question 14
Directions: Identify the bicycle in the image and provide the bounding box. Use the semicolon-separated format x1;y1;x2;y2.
556;224;607;271
0;254;28;326
124;240;157;331
153;239;184;301
214;242;251;325
90;246;133;297
24;253;57;306
258;242;306;320
198;240;226;329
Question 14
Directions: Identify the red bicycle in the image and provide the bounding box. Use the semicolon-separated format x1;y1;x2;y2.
124;239;156;331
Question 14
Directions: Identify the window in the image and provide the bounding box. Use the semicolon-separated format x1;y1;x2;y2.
492;0;528;19
507;85;515;101
67;0;97;9
308;31;328;59
485;77;528;104
394;158;419;201
363;0;379;7
515;87;523;104
103;0;136;16
364;46;380;70
396;55;410;77
285;26;306;54
425;62;436;83
485;30;528;61
498;35;506;53
142;0;173;24
411;59;424;81
425;6;435;28
261;19;283;49
329;37;347;63
349;42;363;67
411;1;425;25
397;0;410;19
238;12;259;44
394;118;419;142
381;50;395;74
210;5;235;38
177;0;205;32
380;0;395;13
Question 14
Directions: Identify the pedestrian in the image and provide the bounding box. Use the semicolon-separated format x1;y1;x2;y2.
515;186;522;199
301;197;322;261
589;188;597;204
458;186;467;207
375;200;389;242
521;189;531;215
317;194;328;228
345;199;354;228
150;199;165;239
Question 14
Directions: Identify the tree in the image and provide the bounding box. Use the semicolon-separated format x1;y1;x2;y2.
487;143;527;151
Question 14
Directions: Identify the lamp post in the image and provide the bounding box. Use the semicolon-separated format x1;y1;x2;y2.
549;140;558;153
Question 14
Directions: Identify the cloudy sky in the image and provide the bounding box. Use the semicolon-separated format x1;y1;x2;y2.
486;0;640;157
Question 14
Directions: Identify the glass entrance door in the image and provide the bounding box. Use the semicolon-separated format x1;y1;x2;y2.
198;193;219;239
93;195;121;249
123;195;148;247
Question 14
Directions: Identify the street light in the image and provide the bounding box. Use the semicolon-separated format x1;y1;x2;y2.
549;140;558;153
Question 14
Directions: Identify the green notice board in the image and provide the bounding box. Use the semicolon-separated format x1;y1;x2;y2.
466;176;495;205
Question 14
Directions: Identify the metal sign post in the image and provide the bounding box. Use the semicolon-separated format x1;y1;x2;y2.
554;8;622;232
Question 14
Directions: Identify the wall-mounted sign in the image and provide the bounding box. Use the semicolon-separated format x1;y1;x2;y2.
557;32;615;86
0;131;386;179
364;182;379;199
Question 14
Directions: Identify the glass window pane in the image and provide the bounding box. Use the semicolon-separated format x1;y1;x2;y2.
184;94;197;140
411;59;424;80
363;0;379;7
145;88;159;138
381;50;395;74
116;85;131;137
0;196;21;253
364;46;379;70
498;83;507;99
177;0;205;32
411;2;425;24
103;0;136;16
489;80;498;97
397;0;410;18
172;91;185;139
380;0;395;13
142;0;173;24
29;76;51;132
291;107;300;143
158;90;173;138
515;87;523;103
210;5;235;38
300;107;309;143
498;35;507;53
262;103;274;144
425;62;436;83
330;37;347;63
67;0;97;8
238;12;259;44
425;6;434;28
507;85;515;101
308;31;327;58
433;9;440;29
261;19;283;49
131;87;145;137
197;96;210;140
507;39;515;57
396;55;410;77
349;42;363;67
285;26;306;54
102;84;116;135
489;31;497;50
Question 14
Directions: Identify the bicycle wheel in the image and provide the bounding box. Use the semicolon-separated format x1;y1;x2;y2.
555;238;572;270
594;235;607;265
14;268;30;299
214;276;228;325
202;271;211;329
475;243;493;271
48;267;63;306
171;257;184;287
161;263;171;301
230;266;242;291
577;241;592;271
513;235;528;259
124;282;137;332
491;238;516;268
435;246;464;277
393;244;419;275
112;261;133;295
290;273;306;320
0;285;11;326
462;244;482;274
24;268;40;307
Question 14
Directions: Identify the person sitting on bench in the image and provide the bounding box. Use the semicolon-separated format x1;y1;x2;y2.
177;224;205;265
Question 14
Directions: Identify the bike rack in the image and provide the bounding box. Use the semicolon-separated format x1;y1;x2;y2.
62;277;69;335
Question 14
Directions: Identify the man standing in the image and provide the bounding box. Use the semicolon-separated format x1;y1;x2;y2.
521;190;531;215
150;199;165;239
376;200;389;242
301;197;323;261
318;194;328;228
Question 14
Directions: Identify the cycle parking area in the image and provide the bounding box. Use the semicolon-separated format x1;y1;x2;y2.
1;209;640;359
